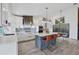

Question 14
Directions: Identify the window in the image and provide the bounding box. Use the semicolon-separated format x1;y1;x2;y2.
23;16;33;25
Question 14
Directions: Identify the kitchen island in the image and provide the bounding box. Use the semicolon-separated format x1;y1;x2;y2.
35;32;58;49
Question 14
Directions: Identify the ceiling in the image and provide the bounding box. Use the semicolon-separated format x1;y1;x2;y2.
11;3;79;16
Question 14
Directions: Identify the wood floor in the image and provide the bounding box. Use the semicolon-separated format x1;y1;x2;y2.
18;38;79;55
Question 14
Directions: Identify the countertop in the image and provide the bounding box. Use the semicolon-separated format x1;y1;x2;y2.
0;35;17;44
35;32;58;37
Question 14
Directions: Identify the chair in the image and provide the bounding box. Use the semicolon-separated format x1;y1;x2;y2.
42;34;58;49
50;34;58;45
45;35;52;43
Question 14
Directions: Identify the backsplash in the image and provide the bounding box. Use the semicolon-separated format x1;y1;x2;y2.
16;27;36;34
0;26;4;36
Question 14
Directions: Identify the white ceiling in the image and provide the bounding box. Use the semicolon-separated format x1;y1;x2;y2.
11;3;79;16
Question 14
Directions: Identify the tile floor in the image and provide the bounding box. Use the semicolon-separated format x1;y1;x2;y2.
18;38;79;55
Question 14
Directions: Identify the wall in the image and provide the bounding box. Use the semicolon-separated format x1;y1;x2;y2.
11;15;23;28
0;4;1;25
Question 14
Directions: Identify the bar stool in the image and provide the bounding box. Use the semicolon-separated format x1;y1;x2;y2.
50;34;57;45
42;35;52;48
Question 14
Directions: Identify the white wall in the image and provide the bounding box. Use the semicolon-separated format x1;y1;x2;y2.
11;15;23;28
0;4;1;25
52;7;78;39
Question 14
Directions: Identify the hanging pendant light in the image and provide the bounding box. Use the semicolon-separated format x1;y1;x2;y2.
42;7;48;22
42;7;48;33
45;7;48;28
42;7;51;22
42;7;51;33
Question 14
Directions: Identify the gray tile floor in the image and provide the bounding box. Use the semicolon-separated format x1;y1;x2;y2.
18;38;79;55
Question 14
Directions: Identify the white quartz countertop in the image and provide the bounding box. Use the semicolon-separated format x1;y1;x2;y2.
35;32;58;37
0;35;17;44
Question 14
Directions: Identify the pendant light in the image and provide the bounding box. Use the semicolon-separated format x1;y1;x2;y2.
42;7;48;22
42;7;51;22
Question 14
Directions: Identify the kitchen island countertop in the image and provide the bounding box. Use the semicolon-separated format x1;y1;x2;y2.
35;32;58;37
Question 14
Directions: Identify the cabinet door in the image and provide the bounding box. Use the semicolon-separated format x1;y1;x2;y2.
35;35;42;49
78;24;79;39
78;8;79;40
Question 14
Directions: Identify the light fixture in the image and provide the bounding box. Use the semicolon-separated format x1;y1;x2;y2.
42;7;51;22
42;7;51;33
60;9;62;17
